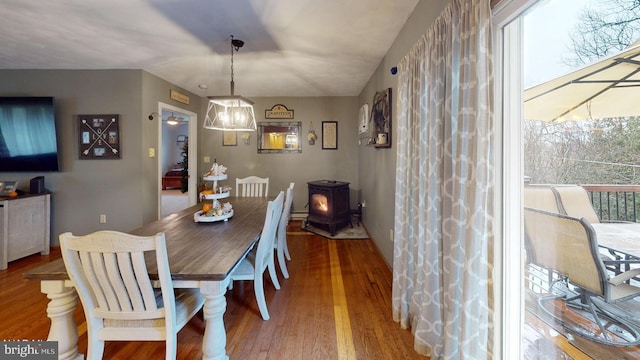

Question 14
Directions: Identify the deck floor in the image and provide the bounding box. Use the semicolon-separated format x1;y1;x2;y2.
524;265;640;359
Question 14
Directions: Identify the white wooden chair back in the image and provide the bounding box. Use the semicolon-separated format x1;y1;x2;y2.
276;186;294;278
236;176;269;197
229;191;284;320
59;230;203;359
255;191;284;278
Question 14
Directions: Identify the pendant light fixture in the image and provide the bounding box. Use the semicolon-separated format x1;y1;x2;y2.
166;112;181;125
203;35;256;131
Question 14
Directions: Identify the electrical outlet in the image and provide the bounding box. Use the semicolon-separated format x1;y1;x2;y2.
148;148;155;158
100;214;107;224
390;229;394;242
204;156;211;163
361;200;366;208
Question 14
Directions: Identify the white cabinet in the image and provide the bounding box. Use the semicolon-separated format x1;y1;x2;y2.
0;193;50;270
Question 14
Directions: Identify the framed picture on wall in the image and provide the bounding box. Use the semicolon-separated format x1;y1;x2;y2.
223;131;237;146
322;121;338;150
78;114;120;159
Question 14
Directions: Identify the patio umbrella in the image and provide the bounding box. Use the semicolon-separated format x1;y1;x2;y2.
524;40;640;122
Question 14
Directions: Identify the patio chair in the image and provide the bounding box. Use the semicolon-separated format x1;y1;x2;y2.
524;184;563;213
523;207;640;346
551;185;600;223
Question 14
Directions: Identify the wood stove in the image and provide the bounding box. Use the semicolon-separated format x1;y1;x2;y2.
306;180;350;236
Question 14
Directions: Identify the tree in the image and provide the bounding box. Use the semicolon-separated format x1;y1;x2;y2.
565;0;640;67
525;0;640;187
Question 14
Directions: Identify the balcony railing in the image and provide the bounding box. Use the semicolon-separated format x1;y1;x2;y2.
581;184;640;223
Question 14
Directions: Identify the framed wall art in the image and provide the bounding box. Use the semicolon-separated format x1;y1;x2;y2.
78;114;120;159
368;88;392;148
322;121;338;150
223;131;237;146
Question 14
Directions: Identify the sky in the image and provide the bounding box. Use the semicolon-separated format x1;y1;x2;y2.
523;0;592;88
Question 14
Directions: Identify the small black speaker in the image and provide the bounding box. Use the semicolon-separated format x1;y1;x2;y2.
30;176;45;194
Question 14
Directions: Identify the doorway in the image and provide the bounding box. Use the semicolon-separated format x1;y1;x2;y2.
157;102;197;219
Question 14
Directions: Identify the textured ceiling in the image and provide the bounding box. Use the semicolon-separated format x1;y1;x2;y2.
0;0;418;97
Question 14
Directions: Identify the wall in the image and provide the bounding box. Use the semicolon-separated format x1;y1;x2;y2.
199;96;360;214
0;69;201;245
141;72;202;224
357;0;449;265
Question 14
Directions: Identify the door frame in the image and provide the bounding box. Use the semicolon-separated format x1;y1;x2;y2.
157;102;198;219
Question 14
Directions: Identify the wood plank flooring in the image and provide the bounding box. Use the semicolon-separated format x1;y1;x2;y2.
0;221;424;359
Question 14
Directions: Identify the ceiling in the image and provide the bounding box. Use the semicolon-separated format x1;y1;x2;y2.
0;0;418;98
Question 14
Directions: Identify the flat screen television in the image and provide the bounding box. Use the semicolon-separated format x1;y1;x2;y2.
0;97;60;172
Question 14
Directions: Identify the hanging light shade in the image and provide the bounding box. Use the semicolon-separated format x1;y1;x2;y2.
204;35;257;131
166;112;181;125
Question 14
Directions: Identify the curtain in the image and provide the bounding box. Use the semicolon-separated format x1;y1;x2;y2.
392;0;494;359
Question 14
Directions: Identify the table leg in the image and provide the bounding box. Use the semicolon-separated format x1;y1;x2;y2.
200;278;231;360
41;280;83;360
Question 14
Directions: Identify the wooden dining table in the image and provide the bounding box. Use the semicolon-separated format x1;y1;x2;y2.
24;196;271;360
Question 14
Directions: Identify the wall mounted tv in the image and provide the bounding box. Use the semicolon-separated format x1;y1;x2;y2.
0;97;60;172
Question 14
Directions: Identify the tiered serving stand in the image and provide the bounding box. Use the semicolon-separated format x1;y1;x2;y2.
194;174;234;222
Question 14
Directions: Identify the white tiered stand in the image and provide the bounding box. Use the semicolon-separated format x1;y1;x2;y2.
194;174;234;222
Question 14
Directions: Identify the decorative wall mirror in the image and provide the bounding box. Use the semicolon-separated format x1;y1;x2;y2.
257;121;302;153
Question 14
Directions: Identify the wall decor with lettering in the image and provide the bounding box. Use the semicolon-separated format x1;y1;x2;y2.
78;114;120;159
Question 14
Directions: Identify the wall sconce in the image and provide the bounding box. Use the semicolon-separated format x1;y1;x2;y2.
241;132;251;144
307;122;317;145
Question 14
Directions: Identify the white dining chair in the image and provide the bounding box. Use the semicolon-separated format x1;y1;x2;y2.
276;185;295;278
230;191;284;320
236;176;269;197
59;231;205;360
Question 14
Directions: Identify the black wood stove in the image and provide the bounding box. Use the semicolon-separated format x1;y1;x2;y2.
306;180;350;236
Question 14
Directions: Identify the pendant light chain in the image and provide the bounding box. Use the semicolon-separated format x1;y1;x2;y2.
230;35;235;96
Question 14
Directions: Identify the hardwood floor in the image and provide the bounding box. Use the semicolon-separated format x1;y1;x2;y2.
0;221;425;359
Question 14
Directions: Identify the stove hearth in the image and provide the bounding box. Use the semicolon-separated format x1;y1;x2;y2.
306;180;351;236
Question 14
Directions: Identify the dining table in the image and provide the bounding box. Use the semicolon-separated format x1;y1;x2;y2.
23;196;271;360
592;222;640;259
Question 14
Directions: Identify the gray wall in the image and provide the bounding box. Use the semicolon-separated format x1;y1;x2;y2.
199;96;360;214
0;69;201;245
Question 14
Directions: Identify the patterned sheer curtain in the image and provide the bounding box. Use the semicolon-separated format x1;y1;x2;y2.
392;0;494;359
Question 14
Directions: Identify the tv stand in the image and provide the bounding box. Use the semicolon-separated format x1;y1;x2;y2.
0;193;50;270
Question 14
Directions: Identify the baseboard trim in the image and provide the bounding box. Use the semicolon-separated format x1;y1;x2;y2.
291;211;308;220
